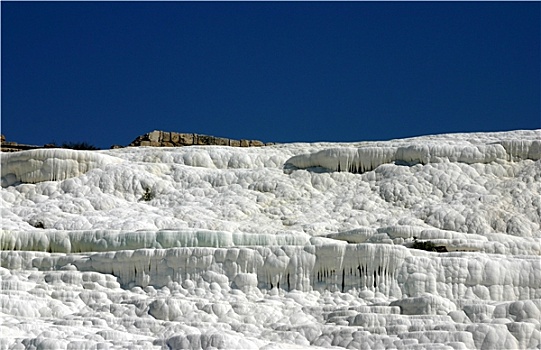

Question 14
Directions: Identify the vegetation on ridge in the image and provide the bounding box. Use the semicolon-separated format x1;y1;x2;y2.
47;141;100;150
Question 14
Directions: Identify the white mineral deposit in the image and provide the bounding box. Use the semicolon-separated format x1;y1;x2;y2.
1;129;540;349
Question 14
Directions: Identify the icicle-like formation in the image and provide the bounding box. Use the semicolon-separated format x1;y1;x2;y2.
497;140;541;161
18;241;540;302
3;226;539;257
395;144;508;164
56;243;410;293
284;142;534;174
0;229;312;253
310;243;407;295
1;149;123;187
285;147;396;173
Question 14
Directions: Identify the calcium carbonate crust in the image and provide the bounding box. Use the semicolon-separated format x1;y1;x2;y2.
1;129;540;350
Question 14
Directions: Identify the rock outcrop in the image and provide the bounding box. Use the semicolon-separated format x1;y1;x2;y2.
129;130;274;148
1;131;275;152
0;135;43;152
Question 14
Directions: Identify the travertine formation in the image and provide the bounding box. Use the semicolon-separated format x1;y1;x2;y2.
128;130;274;148
1;129;540;349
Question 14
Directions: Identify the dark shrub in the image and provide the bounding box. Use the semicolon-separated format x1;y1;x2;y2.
411;240;448;252
61;141;99;150
140;188;154;202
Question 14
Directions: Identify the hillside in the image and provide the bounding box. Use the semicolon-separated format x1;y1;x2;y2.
1;129;540;349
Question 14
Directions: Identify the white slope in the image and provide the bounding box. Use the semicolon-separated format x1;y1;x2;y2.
1;129;540;350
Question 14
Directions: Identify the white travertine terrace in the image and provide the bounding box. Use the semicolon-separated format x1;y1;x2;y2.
1;148;124;187
1;129;540;349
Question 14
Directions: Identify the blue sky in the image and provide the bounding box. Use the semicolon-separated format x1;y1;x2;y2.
2;2;540;149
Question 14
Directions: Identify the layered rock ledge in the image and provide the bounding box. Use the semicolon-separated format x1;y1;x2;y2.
129;130;274;148
1;131;275;152
0;134;43;152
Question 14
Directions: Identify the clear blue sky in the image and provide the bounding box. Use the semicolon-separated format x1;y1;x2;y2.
2;2;540;149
